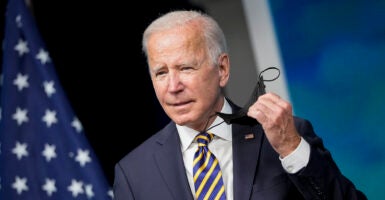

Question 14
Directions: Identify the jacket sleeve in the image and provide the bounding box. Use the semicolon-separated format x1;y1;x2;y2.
288;118;367;200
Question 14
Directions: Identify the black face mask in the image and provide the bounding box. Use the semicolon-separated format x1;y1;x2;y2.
216;67;280;124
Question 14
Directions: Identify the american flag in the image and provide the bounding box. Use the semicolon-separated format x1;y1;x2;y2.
0;0;113;199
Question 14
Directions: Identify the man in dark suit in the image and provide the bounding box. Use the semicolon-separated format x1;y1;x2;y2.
113;10;366;200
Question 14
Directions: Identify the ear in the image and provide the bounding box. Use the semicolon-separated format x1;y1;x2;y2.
218;53;230;87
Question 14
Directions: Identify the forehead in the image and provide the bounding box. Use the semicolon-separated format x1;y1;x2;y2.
148;25;206;56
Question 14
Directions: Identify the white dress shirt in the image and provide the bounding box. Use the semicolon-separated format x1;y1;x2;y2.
177;98;310;199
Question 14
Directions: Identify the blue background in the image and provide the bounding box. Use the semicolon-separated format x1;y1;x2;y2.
269;1;385;199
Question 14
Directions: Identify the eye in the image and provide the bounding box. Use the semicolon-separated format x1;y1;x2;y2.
181;66;194;71
155;70;167;77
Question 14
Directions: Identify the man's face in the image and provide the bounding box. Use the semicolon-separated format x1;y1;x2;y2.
146;23;229;131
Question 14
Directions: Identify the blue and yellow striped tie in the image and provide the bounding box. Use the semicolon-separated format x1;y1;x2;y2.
193;132;226;200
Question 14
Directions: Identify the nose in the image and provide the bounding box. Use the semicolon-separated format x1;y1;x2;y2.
168;72;183;93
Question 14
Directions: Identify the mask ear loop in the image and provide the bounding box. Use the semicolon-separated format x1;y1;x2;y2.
216;67;280;124
259;66;280;83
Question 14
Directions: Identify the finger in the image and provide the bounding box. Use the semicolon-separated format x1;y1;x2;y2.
248;108;267;124
260;93;292;116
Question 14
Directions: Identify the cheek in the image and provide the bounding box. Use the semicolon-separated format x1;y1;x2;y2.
199;73;220;91
195;80;219;102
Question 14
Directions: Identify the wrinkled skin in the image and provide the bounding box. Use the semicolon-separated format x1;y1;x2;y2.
146;20;230;132
146;20;300;157
247;93;301;157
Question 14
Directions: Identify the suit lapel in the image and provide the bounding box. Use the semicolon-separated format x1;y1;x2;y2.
154;124;194;200
232;122;264;200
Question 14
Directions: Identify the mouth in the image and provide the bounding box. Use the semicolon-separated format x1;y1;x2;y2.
170;100;193;107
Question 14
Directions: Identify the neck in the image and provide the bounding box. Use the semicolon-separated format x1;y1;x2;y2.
198;96;225;132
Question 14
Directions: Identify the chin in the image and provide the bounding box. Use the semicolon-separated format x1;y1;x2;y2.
171;115;195;126
172;118;190;126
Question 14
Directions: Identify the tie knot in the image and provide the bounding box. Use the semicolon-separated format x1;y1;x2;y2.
195;132;214;146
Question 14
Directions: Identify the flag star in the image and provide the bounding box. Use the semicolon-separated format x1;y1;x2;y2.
71;117;83;133
12;141;29;160
43;80;56;97
42;109;58;127
42;144;57;162
14;39;29;56
15;14;22;27
75;149;92;167
12;176;29;194
12;107;29;125
13;73;29;91
67;179;84;197
85;184;94;198
35;48;51;65
42;178;57;196
108;189;114;199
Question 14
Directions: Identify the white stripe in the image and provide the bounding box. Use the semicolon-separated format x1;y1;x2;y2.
241;0;291;103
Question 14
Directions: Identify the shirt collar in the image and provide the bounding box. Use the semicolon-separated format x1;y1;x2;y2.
177;98;233;152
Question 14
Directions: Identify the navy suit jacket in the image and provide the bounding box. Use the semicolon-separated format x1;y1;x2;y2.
113;102;366;200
